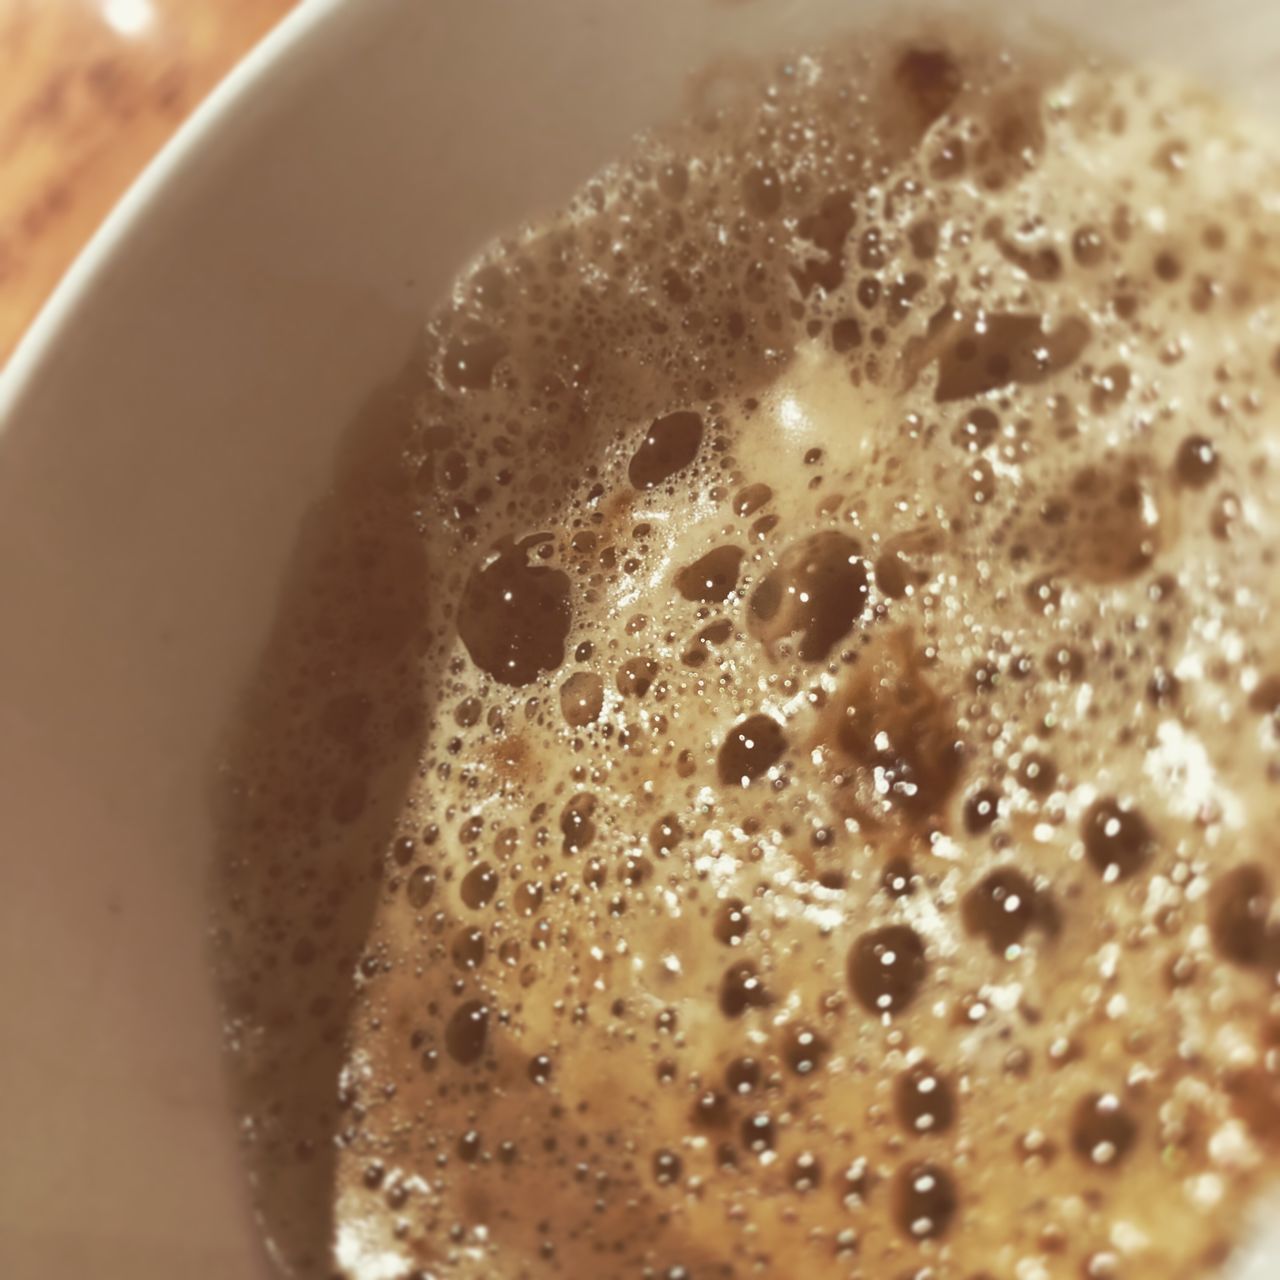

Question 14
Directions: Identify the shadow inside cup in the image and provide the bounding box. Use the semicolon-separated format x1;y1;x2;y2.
209;355;434;1275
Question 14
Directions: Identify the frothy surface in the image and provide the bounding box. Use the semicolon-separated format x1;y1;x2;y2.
213;23;1280;1280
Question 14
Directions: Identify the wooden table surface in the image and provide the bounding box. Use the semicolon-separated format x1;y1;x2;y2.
0;0;299;366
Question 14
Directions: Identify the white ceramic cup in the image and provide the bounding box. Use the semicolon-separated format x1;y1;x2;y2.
1;1;1277;1276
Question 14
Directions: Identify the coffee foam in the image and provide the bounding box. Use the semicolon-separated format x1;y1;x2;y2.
212;23;1280;1280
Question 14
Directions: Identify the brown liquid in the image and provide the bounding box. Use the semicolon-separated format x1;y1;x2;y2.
212;20;1280;1280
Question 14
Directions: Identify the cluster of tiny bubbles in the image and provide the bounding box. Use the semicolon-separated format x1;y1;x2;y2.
210;16;1280;1280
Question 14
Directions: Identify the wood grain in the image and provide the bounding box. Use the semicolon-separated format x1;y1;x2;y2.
0;0;298;365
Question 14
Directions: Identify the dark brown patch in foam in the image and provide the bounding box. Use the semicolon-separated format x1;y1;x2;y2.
848;924;928;1014
1208;864;1280;971
628;410;705;489
445;1000;490;1064
792;190;858;297
750;531;869;661
933;313;1090;402
1081;797;1154;881
893;43;962;131
1175;434;1219;488
1037;455;1163;583
560;670;604;726
827;630;963;821
720;958;773;1016
895;1060;956;1134
718;712;788;787
962;867;1058;953
892;1160;957;1239
675;545;744;603
1070;1092;1138;1168
457;538;572;686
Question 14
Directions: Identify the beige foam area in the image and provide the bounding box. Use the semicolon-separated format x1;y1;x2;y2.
212;23;1280;1280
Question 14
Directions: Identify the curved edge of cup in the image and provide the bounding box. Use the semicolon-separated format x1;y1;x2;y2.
0;0;361;427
